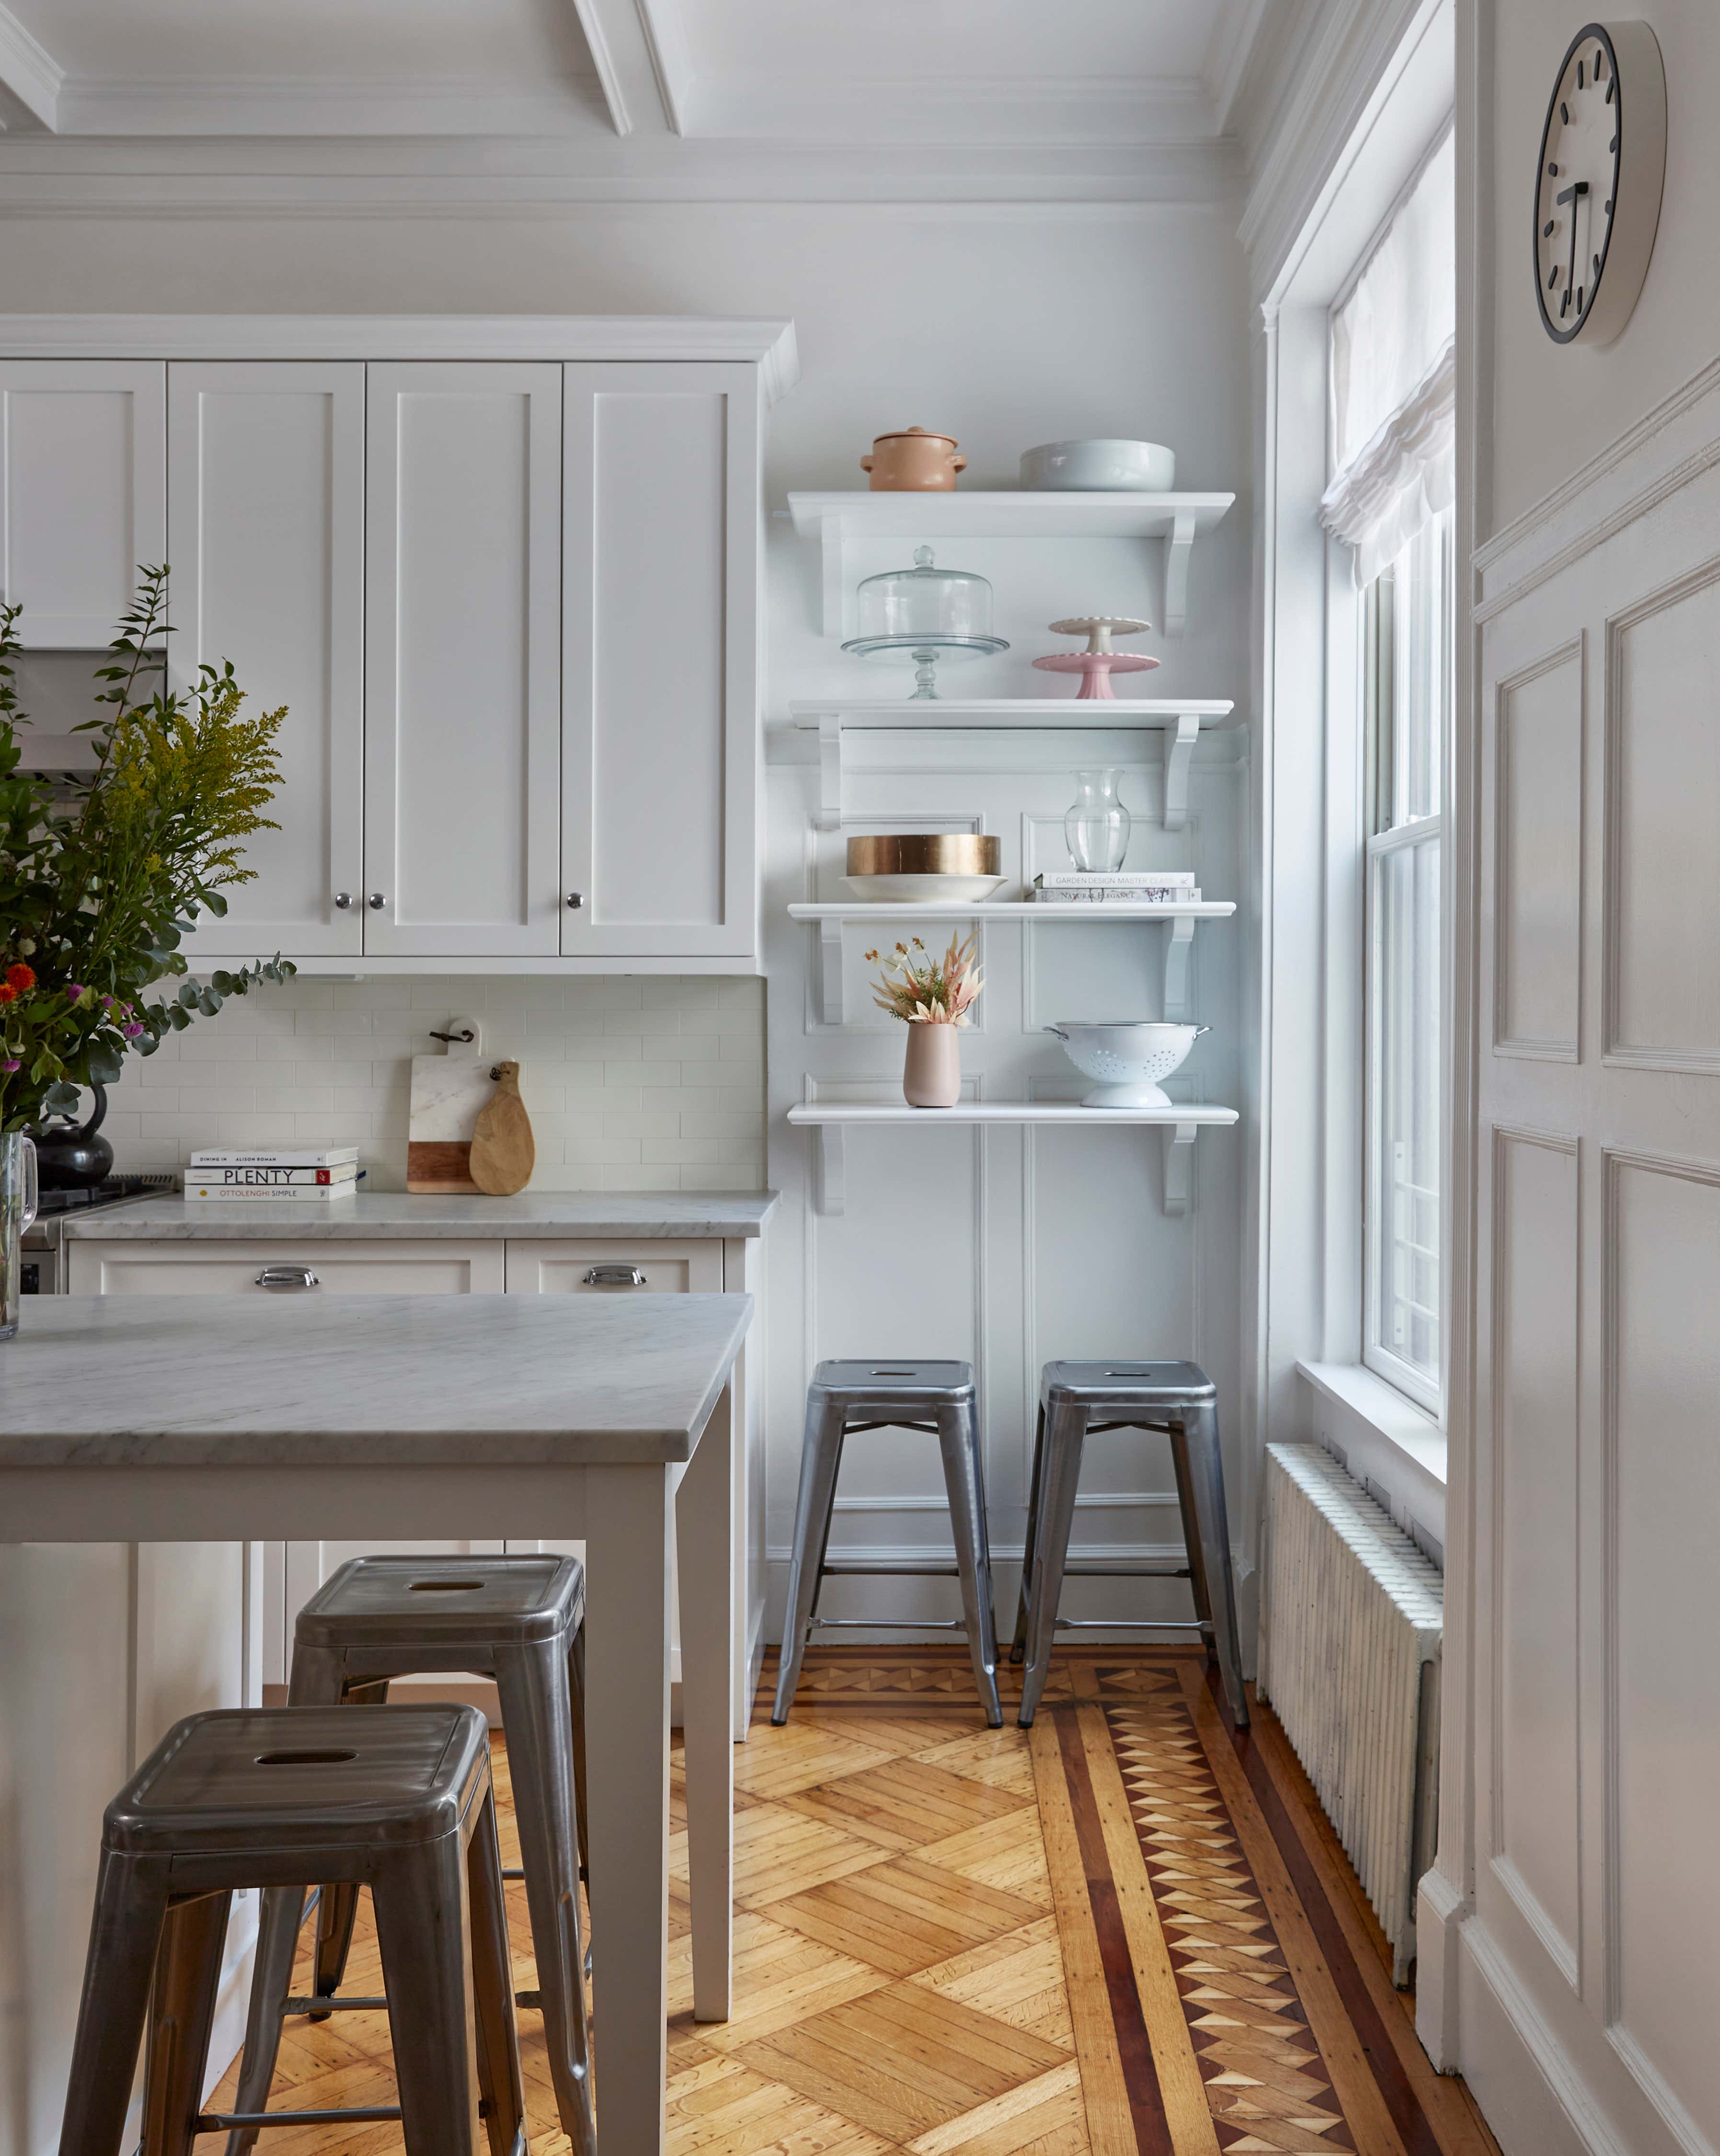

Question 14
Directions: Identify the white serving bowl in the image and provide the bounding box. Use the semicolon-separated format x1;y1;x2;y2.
1045;1020;1205;1107
842;873;1009;903
1019;439;1176;493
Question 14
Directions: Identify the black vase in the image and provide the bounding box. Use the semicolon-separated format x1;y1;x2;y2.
33;1083;115;1190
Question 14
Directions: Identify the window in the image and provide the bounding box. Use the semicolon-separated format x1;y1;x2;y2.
1363;512;1450;1409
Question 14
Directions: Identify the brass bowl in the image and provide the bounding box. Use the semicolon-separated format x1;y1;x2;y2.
845;834;1001;877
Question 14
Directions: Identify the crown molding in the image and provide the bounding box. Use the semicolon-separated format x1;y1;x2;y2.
686;72;1217;145
52;74;612;138
0;2;61;133
1201;0;1273;139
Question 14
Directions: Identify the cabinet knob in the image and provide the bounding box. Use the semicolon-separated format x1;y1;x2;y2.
367;892;386;910
566;892;584;910
333;892;352;910
584;1265;648;1288
256;1266;320;1291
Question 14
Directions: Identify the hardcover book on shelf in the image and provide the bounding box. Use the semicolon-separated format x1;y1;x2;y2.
183;1179;363;1201
189;1146;359;1168
1033;885;1201;905
197;1165;360;1188
1033;871;1195;890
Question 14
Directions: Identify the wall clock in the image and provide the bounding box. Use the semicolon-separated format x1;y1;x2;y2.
1534;20;1666;346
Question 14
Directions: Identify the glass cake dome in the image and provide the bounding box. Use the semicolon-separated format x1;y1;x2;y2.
842;546;1009;700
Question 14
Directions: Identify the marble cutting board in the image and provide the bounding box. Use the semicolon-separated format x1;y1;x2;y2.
407;1020;496;1193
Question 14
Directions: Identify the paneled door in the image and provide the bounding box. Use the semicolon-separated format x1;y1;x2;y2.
562;364;760;959
0;361;164;646
168;363;366;959
364;363;562;957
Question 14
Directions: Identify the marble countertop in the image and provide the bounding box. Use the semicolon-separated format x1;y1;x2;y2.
0;1294;753;1466
60;1192;778;1241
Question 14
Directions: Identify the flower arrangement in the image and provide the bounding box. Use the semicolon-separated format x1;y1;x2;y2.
866;932;984;1025
0;567;295;1135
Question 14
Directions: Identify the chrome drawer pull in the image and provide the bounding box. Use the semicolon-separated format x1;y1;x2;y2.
256;1266;320;1291
583;1265;648;1288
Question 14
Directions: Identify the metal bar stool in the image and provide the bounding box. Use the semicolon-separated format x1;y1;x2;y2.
774;1359;1002;1727
58;1704;525;2156
1011;1359;1249;1729
229;1554;592;2156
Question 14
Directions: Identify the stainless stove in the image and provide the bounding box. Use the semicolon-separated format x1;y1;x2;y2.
23;1175;178;1294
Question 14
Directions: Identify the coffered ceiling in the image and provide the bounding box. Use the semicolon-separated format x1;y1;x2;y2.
0;0;1310;202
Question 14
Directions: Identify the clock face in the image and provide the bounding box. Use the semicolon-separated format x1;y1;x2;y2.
1534;21;1666;348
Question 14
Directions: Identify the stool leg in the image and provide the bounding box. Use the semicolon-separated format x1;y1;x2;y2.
495;1640;595;2156
1011;1400;1048;1666
938;1400;1003;1727
1018;1401;1086;1728
311;1672;389;2008
220;1885;305;2156
141;1888;232;2156
57;1851;169;2156
372;1833;485;2156
568;1625;589;1886
466;1784;530;2156
1175;1402;1249;1728
771;1394;845;1724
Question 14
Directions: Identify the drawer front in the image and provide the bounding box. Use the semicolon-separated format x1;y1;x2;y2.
503;1238;721;1295
67;1238;505;1296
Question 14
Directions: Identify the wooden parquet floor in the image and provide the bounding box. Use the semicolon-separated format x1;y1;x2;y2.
202;1649;1502;2156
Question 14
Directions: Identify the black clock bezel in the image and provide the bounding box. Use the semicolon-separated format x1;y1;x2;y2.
1534;21;1621;346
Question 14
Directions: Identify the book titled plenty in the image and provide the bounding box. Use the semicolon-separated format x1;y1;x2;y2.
192;1165;360;1188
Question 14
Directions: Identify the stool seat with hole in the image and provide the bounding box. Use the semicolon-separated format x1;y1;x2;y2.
57;1705;525;2156
1011;1359;1248;1729
228;1555;591;2156
774;1360;1001;1725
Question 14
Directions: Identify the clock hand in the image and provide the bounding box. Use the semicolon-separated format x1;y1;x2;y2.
1555;181;1590;205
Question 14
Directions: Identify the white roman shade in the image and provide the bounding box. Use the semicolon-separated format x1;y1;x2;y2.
1320;129;1455;584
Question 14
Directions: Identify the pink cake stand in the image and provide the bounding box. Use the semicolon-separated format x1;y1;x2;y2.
1031;650;1161;700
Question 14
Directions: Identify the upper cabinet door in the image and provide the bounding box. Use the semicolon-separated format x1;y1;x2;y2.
562;364;761;960
0;362;165;647
169;364;365;960
364;364;562;957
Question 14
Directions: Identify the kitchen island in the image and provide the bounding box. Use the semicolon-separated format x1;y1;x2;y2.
0;1291;750;2156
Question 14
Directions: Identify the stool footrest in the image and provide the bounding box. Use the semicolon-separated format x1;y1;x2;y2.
1053;1618;1208;1633
1058;1562;1191;1580
500;1867;527;1880
810;1616;966;1631
820;1560;961;1577
281;1995;388;2015
196;2107;404;2130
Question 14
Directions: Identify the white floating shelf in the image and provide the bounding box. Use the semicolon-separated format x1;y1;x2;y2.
788;900;1236;1025
787;1101;1238;1219
790;698;1238;834
786;491;1236;638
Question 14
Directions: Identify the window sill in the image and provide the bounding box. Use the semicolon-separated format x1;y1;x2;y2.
1295;1360;1447;1488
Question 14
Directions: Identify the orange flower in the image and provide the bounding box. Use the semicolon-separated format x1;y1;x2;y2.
0;984;14;1004
4;962;33;992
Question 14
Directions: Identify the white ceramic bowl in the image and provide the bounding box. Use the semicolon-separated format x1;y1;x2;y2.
842;873;1009;903
1045;1020;1204;1107
1019;439;1176;493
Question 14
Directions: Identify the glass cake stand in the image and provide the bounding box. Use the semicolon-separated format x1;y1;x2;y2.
840;633;1010;701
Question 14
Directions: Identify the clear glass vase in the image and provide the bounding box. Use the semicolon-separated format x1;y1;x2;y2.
0;1131;37;1340
1063;769;1133;872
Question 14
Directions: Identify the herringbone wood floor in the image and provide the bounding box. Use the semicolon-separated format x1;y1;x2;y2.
202;1650;1501;2155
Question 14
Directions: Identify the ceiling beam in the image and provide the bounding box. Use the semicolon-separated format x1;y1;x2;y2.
566;0;693;136
0;3;61;131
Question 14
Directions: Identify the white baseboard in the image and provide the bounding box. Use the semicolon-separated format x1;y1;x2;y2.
1456;1918;1633;2156
1414;1865;1466;2069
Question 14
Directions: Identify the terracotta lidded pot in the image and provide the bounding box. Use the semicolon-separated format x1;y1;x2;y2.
860;427;966;492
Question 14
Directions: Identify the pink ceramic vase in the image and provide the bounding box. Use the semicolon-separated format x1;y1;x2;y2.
902;1021;961;1108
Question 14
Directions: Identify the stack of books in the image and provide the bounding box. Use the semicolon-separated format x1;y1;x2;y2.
184;1146;363;1201
1032;871;1200;906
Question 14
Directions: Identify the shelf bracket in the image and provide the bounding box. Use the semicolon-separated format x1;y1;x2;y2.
817;716;846;832
1162;712;1201;831
1161;914;1195;1020
1163;509;1198;636
1161;1120;1197;1216
816;917;845;1026
811;1120;845;1216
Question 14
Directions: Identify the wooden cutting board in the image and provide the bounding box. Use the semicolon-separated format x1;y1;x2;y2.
407;1022;498;1193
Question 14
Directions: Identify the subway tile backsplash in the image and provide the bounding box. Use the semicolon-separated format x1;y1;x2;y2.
101;975;767;1192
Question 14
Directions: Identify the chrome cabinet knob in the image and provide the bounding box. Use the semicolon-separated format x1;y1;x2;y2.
566;892;584;910
333;892;353;909
584;1265;648;1288
367;892;386;909
256;1266;320;1291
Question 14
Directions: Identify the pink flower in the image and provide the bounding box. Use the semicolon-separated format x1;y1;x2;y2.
66;983;85;1000
120;1022;145;1038
0;1058;18;1073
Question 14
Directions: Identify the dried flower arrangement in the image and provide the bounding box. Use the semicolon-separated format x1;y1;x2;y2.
866;932;984;1025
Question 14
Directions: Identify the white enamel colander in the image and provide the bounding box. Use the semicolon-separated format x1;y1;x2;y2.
1044;1021;1207;1108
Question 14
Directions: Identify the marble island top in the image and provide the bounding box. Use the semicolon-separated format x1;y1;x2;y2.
61;1191;778;1241
0;1293;752;1466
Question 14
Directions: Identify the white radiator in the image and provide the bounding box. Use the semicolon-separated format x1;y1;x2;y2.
1257;1442;1443;1984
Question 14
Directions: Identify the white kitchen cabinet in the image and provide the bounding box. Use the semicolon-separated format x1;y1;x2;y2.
562;365;761;961
364;363;562;957
170;364;367;961
66;1239;504;1296
504;1237;722;1295
0;361;165;646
